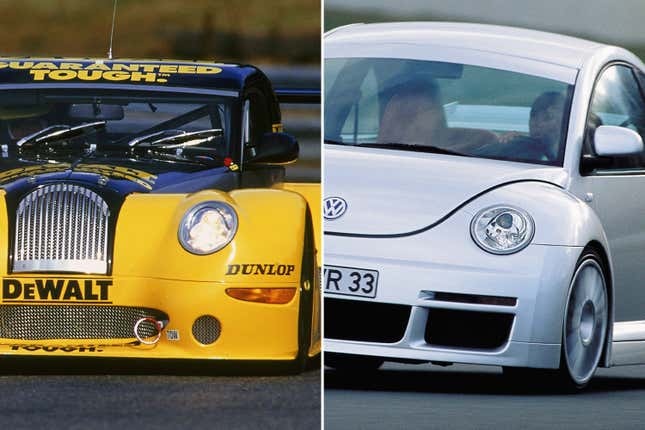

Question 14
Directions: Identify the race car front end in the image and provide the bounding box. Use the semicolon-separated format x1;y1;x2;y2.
0;58;321;366
324;207;583;369
0;184;318;363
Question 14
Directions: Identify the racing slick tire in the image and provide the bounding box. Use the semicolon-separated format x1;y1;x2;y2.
293;207;318;372
503;248;609;391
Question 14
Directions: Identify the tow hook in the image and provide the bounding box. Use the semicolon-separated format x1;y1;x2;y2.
134;317;167;345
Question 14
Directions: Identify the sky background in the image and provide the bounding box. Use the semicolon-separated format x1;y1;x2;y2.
325;0;645;48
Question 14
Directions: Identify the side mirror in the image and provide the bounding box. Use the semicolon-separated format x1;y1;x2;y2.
247;132;299;164
593;125;643;156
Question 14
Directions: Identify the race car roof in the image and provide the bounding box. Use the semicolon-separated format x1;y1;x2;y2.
325;22;608;70
0;58;262;93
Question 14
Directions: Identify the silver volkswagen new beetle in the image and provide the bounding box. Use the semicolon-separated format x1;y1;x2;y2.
323;22;645;389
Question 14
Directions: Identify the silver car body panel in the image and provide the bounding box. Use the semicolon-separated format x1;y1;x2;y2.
324;22;645;368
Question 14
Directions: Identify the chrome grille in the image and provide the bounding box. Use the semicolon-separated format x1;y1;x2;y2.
0;305;168;340
14;184;110;274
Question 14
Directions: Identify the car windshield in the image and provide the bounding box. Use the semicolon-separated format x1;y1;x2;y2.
325;58;574;166
0;88;234;163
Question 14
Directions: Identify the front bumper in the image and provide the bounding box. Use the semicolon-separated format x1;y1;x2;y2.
0;276;301;360
325;339;561;368
324;211;583;369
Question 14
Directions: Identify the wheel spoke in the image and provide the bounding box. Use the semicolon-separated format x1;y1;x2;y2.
568;337;583;364
572;345;586;375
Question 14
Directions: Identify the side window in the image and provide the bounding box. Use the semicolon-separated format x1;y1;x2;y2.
586;65;645;169
242;99;250;146
247;91;271;146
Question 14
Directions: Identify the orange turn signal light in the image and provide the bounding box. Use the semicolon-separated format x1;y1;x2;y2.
225;287;296;304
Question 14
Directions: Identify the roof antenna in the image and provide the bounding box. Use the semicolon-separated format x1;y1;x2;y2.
107;0;118;60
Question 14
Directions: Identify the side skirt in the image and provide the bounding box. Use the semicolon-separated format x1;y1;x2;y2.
610;320;645;366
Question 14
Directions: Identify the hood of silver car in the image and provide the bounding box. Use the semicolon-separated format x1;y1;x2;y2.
323;144;569;236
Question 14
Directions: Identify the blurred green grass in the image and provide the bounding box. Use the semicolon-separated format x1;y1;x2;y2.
0;0;320;63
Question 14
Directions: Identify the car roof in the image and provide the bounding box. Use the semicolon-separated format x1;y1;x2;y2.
0;58;263;93
325;22;614;70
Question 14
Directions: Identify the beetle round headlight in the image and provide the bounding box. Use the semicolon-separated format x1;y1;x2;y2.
470;206;534;255
179;202;238;255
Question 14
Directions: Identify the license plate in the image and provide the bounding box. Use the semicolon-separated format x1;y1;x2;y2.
323;265;379;298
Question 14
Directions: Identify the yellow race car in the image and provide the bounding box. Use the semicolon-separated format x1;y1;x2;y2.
0;58;320;369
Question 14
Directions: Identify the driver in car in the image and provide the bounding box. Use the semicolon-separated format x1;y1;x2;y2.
7;116;47;142
377;78;446;146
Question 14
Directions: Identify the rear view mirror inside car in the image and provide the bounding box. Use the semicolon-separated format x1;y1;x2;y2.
69;103;124;121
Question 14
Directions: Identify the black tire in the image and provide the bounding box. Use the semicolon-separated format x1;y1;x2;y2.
325;352;384;373
293;206;317;372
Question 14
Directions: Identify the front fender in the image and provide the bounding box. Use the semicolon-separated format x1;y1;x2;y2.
112;188;309;282
278;182;321;267
463;181;611;251
463;181;614;356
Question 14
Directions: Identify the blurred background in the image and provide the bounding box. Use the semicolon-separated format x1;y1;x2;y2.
0;0;320;181
325;0;645;61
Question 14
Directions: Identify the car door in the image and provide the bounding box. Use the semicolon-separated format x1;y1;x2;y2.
584;63;645;322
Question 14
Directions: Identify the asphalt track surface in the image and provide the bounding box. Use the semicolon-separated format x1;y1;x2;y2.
0;357;320;429
325;362;645;430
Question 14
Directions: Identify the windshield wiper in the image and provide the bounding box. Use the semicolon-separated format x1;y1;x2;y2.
17;121;106;149
129;129;223;149
358;142;470;157
324;138;345;145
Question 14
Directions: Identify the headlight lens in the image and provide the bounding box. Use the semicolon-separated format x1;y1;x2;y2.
179;202;238;254
470;206;534;255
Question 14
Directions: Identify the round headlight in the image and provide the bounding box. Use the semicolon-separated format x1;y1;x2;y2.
470;206;534;255
179;202;238;255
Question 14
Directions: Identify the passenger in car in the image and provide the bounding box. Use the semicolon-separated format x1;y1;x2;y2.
528;91;566;161
495;91;566;162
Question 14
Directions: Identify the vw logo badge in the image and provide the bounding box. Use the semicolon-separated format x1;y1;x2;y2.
323;197;348;220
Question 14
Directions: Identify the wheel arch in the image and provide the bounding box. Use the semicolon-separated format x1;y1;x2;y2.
584;240;614;368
